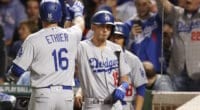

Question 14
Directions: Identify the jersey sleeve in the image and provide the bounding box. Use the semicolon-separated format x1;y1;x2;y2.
67;25;82;43
13;39;34;71
119;50;131;76
131;58;148;87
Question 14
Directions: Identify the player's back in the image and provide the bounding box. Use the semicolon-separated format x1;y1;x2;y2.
22;26;82;88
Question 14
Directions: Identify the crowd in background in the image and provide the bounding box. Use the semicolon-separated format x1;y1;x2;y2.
0;0;200;92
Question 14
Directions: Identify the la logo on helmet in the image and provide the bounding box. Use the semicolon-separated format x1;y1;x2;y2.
47;13;53;21
105;13;110;21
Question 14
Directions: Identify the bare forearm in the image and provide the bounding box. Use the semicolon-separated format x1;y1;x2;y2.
120;75;129;83
135;95;145;110
73;16;85;32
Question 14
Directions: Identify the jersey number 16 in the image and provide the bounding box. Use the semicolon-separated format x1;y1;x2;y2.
52;48;69;71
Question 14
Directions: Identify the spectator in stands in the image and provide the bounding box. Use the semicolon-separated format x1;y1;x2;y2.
9;20;38;59
0;0;27;47
143;61;174;91
156;0;200;91
116;0;137;22
163;23;173;68
26;0;42;29
12;0;41;43
125;0;163;74
169;0;185;7
177;0;185;8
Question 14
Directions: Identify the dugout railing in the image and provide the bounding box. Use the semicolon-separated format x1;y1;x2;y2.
1;85;200;110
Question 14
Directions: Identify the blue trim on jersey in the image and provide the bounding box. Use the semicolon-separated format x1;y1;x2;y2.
11;63;25;77
136;84;146;97
46;85;72;90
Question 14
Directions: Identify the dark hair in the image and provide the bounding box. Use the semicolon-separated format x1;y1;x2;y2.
19;20;39;33
146;69;156;79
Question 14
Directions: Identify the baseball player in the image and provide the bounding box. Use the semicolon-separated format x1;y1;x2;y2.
156;0;200;91
109;22;148;110
8;0;84;110
76;10;131;110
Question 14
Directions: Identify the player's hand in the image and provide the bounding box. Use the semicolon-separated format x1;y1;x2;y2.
66;0;84;18
74;96;82;109
131;24;142;36
112;82;129;101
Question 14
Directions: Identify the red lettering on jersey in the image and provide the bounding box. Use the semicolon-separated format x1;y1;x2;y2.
191;31;200;41
112;71;119;86
126;84;133;96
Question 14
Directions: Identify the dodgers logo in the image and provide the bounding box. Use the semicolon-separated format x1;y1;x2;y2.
89;58;118;73
140;68;145;78
17;47;23;57
116;26;122;33
47;13;53;21
105;13;110;21
177;20;200;32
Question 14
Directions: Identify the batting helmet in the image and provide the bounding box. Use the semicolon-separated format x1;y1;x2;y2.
91;10;115;34
39;0;62;23
114;22;130;46
91;10;114;25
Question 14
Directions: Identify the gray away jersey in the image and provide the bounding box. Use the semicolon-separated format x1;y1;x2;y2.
157;0;200;79
77;39;131;99
13;25;82;88
124;50;148;101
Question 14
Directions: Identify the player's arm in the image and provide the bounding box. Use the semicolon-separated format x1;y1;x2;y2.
119;75;129;84
74;87;83;108
135;84;146;110
156;0;173;13
6;38;33;82
5;64;25;83
63;0;85;31
113;50;131;104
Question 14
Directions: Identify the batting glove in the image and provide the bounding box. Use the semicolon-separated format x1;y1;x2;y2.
66;0;84;18
112;82;129;103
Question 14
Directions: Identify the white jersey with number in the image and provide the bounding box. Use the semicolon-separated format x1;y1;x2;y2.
156;0;200;79
13;25;82;88
77;39;131;99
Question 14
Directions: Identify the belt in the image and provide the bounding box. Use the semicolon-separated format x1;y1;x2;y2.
84;98;114;105
34;85;72;90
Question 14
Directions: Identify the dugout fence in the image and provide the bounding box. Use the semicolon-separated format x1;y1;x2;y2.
1;85;200;110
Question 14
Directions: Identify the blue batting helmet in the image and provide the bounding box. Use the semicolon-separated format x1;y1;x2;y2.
114;22;130;46
39;0;62;23
91;10;115;34
91;10;115;25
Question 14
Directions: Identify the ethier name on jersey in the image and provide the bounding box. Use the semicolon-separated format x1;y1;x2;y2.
89;58;118;73
45;33;68;44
